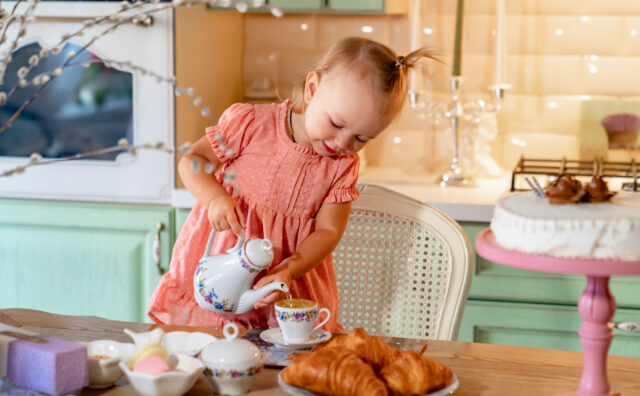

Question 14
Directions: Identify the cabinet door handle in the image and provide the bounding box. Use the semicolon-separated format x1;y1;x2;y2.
153;222;165;275
612;322;640;332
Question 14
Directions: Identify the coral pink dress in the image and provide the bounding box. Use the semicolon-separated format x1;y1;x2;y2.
148;101;359;333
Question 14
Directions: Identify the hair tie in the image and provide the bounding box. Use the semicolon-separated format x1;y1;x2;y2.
395;56;406;69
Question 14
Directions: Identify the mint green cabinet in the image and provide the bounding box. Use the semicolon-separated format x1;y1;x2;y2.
270;0;323;11
328;0;384;12
459;222;640;358
208;0;405;14
328;0;407;13
0;199;173;323
176;208;191;235
459;301;640;358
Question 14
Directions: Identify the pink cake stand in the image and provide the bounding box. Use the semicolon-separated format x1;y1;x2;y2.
475;229;640;396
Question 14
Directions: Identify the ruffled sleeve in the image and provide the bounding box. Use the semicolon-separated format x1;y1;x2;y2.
205;103;255;164
323;154;361;204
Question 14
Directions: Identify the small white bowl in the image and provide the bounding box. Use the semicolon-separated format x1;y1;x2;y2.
84;340;136;389
124;328;217;356
119;353;205;396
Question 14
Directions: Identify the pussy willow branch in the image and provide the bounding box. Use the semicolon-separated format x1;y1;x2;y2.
67;57;215;122
0;0;280;183
0;0;273;106
0;0;27;46
1;34;123;132
0;3;168;133
0;52;216;179
0;140;174;178
0;0;152;90
0;0;279;100
0;0;25;48
0;0;262;134
0;0;38;75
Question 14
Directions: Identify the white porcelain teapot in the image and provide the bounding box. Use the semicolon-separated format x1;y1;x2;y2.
193;228;288;315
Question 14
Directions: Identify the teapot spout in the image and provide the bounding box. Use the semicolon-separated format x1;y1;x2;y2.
235;282;289;314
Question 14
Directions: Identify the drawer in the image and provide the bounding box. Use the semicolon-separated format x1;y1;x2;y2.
458;300;640;358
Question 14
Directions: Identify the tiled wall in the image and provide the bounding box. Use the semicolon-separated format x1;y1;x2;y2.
243;0;640;172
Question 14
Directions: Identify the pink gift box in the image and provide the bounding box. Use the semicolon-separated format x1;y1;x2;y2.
0;324;88;395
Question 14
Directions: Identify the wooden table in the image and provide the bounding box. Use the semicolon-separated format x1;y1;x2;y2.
1;309;639;396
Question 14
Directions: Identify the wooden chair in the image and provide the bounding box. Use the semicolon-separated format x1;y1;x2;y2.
333;184;474;341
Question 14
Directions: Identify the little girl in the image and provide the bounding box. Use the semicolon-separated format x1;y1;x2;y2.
148;37;434;332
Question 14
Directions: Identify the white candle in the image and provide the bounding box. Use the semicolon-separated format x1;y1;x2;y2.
409;0;421;92
494;0;507;86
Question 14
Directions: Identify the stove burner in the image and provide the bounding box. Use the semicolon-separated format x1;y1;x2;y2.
511;156;638;192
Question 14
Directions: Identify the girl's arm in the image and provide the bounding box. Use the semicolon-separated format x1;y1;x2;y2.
180;136;245;234
252;201;352;308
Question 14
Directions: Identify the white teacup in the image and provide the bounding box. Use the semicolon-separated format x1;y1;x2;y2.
275;299;330;344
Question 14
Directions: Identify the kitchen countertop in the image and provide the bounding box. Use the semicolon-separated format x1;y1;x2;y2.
171;167;512;222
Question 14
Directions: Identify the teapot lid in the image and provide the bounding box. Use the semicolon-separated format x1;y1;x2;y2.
200;323;263;370
243;238;274;268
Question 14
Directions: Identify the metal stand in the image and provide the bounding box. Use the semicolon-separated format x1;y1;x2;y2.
409;75;511;188
439;76;473;187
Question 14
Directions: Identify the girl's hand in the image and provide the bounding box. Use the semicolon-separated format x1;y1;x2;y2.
252;263;293;310
207;195;246;235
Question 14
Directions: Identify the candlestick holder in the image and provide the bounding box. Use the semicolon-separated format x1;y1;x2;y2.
409;77;511;187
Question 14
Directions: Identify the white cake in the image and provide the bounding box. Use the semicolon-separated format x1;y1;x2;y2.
490;191;640;260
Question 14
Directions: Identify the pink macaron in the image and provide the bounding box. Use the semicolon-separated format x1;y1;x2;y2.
133;355;171;375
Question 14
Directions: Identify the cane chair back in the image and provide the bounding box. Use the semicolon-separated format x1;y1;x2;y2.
333;184;473;341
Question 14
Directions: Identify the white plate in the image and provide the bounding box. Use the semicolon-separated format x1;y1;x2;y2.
161;331;217;356
278;370;459;396
259;328;332;350
124;328;217;356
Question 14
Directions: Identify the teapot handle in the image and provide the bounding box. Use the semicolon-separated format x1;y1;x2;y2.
202;227;245;260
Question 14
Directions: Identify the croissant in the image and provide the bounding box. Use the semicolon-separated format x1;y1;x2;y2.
380;350;453;395
281;346;388;396
321;328;400;370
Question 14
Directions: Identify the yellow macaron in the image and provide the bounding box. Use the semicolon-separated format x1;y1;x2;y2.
131;343;168;368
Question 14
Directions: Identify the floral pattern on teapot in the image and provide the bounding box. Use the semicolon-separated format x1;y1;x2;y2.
239;250;260;273
195;265;235;313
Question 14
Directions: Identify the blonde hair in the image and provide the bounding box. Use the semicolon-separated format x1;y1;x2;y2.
291;37;438;118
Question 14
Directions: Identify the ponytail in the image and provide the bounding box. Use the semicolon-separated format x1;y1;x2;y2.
291;38;440;116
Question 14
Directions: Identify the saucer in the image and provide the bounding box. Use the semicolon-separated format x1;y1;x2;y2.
259;328;332;350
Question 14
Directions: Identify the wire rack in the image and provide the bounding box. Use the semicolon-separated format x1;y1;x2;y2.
510;156;638;192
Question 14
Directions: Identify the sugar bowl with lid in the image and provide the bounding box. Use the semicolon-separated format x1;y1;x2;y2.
200;323;264;395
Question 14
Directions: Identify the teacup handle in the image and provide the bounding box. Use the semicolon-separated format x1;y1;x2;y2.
312;308;331;333
202;227;245;260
